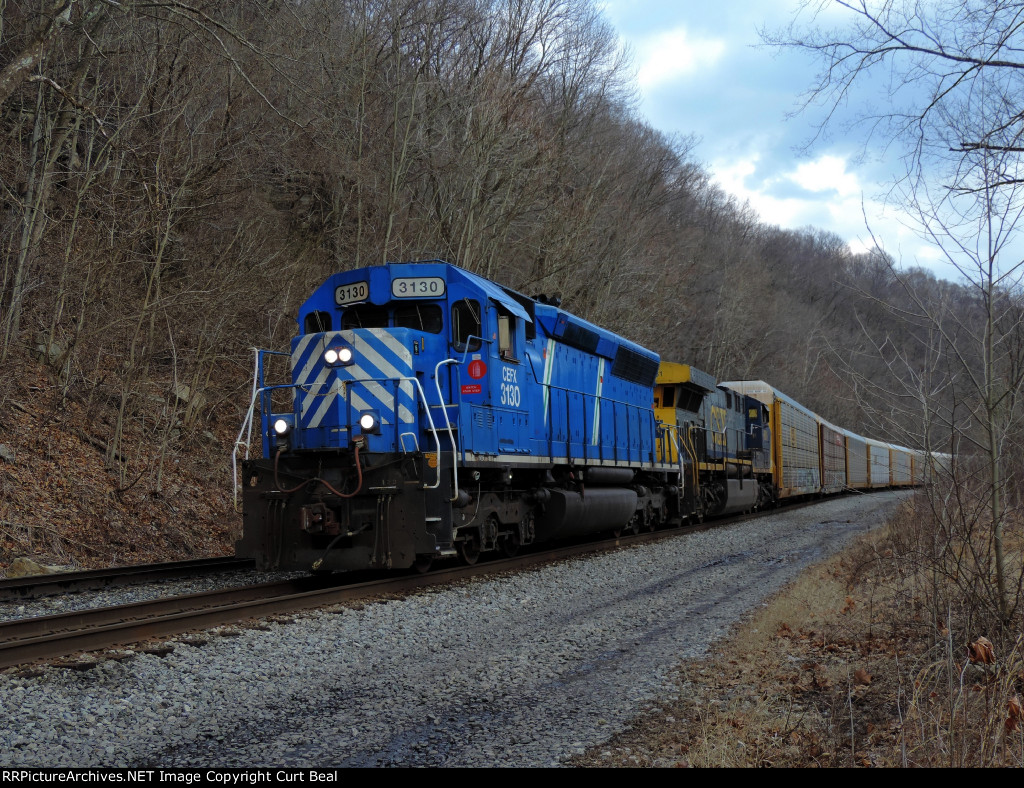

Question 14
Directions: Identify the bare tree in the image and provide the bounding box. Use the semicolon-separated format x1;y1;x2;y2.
769;0;1024;624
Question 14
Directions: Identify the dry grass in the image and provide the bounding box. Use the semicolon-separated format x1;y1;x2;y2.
573;497;1024;768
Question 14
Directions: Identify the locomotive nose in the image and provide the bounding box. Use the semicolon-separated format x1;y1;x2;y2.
290;328;418;451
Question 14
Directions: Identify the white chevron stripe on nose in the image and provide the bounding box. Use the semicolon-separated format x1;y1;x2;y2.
292;328;417;430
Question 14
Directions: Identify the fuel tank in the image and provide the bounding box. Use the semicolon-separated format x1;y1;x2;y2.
719;478;757;515
536;488;638;540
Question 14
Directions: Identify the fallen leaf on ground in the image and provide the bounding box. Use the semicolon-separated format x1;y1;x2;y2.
1007;697;1022;732
968;637;995;665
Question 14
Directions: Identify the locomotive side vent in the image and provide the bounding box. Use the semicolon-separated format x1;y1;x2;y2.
561;322;600;353
612;346;659;387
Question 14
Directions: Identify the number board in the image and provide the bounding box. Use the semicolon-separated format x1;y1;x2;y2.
335;281;369;306
391;277;446;299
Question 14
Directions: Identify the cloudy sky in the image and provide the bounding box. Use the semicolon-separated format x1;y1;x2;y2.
598;0;962;281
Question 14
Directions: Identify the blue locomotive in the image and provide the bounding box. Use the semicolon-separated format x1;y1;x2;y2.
235;261;700;571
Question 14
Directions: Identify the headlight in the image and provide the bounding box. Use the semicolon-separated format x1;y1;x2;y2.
358;411;380;434
273;418;291;436
324;346;354;366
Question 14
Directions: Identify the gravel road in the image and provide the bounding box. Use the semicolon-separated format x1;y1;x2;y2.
0;491;909;767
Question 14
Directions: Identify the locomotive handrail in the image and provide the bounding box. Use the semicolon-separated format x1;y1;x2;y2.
455;335;491;365
232;347;448;507
389;374;445;490
434;358;461;501
540;382;658;465
232;375;446;506
233;382;296;511
668;425;701;513
683;426;701;492
233;348;296;510
665;425;686;479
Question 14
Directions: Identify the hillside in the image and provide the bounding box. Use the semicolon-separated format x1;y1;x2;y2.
0;352;236;568
0;0;993;571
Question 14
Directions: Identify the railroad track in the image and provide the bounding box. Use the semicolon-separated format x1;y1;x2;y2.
0;498;851;670
0;525;707;670
0;556;255;601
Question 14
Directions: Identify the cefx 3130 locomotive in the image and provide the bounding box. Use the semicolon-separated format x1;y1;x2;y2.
233;260;773;572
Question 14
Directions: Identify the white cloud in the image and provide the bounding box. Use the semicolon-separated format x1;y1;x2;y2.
712;153;877;237
712;155;808;227
789;155;862;197
631;27;726;90
709;153;953;276
712;156;758;197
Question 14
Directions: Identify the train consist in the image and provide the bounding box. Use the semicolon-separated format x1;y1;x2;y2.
234;261;928;572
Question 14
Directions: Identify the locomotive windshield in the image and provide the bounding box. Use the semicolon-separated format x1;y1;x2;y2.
304;311;331;333
335;302;443;334
394;303;442;333
341;304;388;330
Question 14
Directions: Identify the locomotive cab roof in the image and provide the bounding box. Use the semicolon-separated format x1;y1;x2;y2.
297;261;658;381
299;261;533;330
656;362;716;392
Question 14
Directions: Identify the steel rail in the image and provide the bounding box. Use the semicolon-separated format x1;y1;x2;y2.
0;496;852;670
0;527;706;669
0;557;255;601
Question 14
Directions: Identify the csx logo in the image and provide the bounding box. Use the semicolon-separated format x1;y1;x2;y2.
710;405;728;447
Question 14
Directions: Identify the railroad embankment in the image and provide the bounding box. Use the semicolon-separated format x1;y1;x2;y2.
0;492;906;767
575;494;1024;768
0;358;237;571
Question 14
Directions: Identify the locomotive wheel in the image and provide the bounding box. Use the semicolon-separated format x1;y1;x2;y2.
412;554;434;574
458;532;481;565
501;530;521;558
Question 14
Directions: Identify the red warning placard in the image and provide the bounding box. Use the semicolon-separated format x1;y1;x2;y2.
468;360;487;379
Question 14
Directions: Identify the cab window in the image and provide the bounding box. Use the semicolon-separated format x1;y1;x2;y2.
304;311;331;333
394;303;443;333
342;304;388;330
498;311;518;361
678;389;702;412
451;299;482;351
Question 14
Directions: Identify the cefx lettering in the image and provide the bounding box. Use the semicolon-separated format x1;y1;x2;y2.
500;366;521;407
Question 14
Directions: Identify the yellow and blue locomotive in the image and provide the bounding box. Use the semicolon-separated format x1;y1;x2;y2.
236;261;739;571
654;363;774;519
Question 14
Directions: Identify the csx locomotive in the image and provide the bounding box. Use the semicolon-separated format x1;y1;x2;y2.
233;261;924;572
